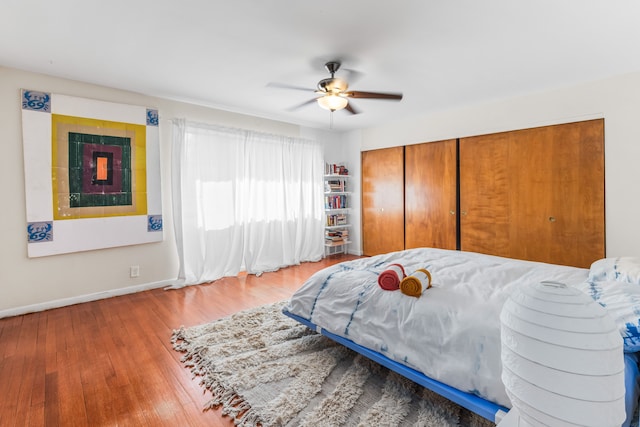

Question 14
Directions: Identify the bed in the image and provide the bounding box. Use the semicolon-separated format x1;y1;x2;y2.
283;248;640;426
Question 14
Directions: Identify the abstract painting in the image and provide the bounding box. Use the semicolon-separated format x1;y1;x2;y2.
21;90;163;257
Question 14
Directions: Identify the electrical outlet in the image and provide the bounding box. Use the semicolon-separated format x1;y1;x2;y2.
130;265;140;278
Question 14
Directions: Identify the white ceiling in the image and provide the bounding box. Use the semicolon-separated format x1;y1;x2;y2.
2;1;640;131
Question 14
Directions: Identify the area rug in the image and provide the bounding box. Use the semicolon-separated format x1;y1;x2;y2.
171;301;495;427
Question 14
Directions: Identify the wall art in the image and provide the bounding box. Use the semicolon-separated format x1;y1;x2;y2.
21;90;163;257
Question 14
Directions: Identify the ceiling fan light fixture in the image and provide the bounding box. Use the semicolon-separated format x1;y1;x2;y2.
270;60;401;117
317;94;348;111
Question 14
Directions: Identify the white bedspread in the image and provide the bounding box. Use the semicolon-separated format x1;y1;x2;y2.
285;248;589;408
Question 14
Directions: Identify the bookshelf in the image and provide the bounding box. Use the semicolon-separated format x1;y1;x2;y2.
324;163;351;256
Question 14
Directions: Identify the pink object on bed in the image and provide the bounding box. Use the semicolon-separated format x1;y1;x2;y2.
378;263;406;290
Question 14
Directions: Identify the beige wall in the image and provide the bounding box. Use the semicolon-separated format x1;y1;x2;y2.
0;66;307;316
358;71;640;259
4;65;639;316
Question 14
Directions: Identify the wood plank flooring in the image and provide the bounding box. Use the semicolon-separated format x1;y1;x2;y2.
0;254;359;427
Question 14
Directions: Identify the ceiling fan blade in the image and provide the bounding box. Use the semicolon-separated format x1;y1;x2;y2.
267;82;315;92
286;98;318;111
345;102;359;115
345;91;403;100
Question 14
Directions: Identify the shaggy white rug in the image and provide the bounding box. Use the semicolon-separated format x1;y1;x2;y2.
172;301;495;427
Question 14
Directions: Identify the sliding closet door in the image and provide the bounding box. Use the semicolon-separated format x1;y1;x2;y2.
362;146;405;256
510;119;604;267
405;140;457;250
460;119;604;268
459;133;511;257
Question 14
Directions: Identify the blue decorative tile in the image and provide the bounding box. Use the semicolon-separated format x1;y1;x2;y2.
148;215;163;232
27;221;53;243
146;109;159;126
22;89;51;112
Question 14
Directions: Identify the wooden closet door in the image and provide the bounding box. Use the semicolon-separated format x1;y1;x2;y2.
459;133;511;257
362;146;405;256
405;140;457;250
460;119;604;268
509;119;605;267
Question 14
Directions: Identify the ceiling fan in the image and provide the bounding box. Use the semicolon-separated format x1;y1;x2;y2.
269;61;403;115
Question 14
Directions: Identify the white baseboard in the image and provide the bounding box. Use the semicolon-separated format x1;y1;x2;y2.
0;279;175;319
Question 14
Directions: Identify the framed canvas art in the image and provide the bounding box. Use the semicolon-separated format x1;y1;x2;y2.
21;90;163;257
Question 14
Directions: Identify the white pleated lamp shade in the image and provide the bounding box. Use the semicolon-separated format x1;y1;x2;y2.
500;281;625;427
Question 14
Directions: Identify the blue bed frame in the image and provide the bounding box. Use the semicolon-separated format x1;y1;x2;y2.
284;309;640;426
282;309;510;424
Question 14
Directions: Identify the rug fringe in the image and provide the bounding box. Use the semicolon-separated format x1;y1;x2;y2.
236;408;262;427
171;301;488;427
173;329;265;425
199;372;263;426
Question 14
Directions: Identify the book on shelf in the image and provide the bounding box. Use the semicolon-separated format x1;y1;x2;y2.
326;213;347;226
327;179;346;192
324;194;348;210
325;162;349;176
325;229;349;243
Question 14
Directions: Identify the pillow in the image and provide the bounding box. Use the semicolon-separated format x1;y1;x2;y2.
574;279;640;352
588;257;640;285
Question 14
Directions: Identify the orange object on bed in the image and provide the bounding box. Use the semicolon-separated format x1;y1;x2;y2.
400;268;432;297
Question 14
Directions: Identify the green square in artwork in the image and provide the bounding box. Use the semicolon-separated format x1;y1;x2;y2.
68;132;132;208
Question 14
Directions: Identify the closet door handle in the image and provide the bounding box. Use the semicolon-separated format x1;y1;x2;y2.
449;210;455;215
461;211;467;216
548;216;556;222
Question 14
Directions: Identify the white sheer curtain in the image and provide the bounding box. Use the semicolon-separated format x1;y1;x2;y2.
170;119;325;287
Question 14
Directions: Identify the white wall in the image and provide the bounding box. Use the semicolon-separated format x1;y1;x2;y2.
0;66;316;316
359;71;640;258
302;128;363;256
337;130;362;256
5;65;639;316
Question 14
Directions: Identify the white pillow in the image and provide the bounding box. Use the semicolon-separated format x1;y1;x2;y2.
588;257;640;285
574;279;640;352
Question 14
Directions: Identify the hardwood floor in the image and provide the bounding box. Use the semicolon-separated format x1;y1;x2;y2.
0;254;359;427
